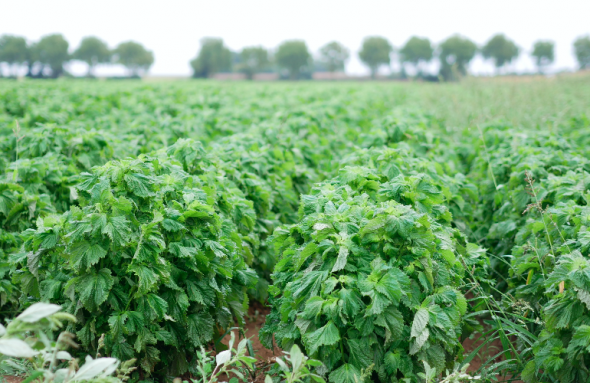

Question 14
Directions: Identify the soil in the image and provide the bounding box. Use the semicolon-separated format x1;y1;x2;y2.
220;301;280;362
463;335;523;383
217;301;279;383
1;376;24;383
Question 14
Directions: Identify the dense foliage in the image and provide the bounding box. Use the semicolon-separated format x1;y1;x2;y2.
0;80;589;381
16;155;257;375
260;168;487;382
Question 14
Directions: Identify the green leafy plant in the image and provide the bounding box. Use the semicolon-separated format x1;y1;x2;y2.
265;344;325;383
419;361;480;383
185;331;256;383
261;168;488;382
0;302;136;383
17;155;257;376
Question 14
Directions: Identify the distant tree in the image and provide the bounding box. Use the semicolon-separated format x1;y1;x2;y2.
190;38;232;78
36;34;70;78
0;35;28;77
74;36;111;77
531;40;554;74
482;34;520;73
438;35;477;80
237;46;269;80
319;41;349;73
574;36;590;70
25;42;40;77
276;40;311;80
114;41;154;77
399;36;433;76
359;36;393;79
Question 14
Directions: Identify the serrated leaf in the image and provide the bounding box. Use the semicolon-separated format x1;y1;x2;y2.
75;268;114;311
128;264;159;295
124;173;154;197
304;321;340;354
331;246;348;273
409;328;429;355
102;216;131;247
339;288;363;318
298;242;318;271
411;308;429;338
577;288;590;310
328;363;361;383
71;242;107;270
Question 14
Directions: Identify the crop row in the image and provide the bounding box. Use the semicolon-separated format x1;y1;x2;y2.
1;83;590;382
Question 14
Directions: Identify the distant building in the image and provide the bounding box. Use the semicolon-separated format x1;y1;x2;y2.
253;73;279;81
312;72;349;80
212;73;246;80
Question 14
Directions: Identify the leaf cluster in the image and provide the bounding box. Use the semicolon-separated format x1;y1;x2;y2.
17;155;257;375
261;168;487;382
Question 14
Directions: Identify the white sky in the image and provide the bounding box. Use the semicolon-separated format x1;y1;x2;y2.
1;0;589;76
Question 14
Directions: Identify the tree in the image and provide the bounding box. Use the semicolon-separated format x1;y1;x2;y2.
399;36;433;77
275;40;311;80
237;46;269;80
574;36;590;70
74;36;111;77
190;38;232;78
482;34;520;73
358;36;393;79
25;42;40;78
114;41;154;77
0;35;28;77
36;34;70;78
319;41;349;73
531;40;554;74
438;35;478;80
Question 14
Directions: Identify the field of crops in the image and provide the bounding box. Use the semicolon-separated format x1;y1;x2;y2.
1;76;590;383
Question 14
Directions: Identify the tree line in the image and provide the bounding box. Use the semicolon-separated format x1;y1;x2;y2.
193;34;590;80
1;33;589;80
0;34;154;78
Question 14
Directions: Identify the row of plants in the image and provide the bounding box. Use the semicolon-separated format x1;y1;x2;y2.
459;126;590;382
1;84;437;379
1;82;590;382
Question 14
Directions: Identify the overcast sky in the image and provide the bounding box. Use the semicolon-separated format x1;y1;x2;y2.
1;0;589;76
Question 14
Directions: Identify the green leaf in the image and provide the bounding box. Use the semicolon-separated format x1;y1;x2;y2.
128;264;159;295
162;218;185;232
71;242;107;270
304;321;340;354
411;308;429;338
187;312;215;347
331;246;349;273
410;328;429;355
302;296;324;319
328;363;361;383
360;215;388;236
346;338;373;369
293;271;329;299
297;242;318;271
75;268;114;311
102;216;131;247
124;173;154;198
339;288;364;318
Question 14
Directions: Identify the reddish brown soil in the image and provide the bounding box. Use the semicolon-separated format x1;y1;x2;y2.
2;376;24;383
219;300;280;359
463;333;523;382
217;301;280;382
